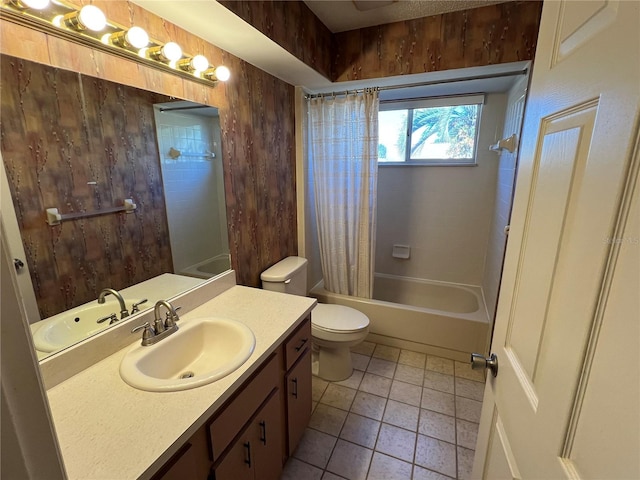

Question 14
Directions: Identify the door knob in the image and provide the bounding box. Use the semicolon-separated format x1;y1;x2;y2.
470;353;498;377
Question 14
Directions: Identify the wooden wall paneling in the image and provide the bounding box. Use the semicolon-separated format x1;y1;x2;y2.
219;0;333;80
331;1;543;81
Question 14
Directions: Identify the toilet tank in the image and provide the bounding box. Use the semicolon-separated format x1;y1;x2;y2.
260;256;308;296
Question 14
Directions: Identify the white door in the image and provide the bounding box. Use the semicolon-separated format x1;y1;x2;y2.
472;1;640;479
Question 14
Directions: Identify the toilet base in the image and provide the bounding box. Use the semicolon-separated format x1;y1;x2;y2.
315;344;353;382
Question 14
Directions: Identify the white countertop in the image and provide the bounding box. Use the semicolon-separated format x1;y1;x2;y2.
46;286;316;480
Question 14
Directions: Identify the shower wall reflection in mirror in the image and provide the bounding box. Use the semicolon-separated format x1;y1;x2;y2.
0;54;230;360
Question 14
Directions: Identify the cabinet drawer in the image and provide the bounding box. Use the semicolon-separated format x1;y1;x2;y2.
284;317;311;371
208;352;279;461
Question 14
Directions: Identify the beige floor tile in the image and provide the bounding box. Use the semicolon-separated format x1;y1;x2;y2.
312;401;318;413
398;350;426;369
293;428;337;469
340;412;380;449
415;434;456;478
334;369;365;390
421;388;455;416
313;376;330;402
351;391;387;421
281;457;324;480
454;361;485;382
394;364;425;386
418;409;455;444
352;341;376;356
351;352;371;371
326;439;373;480
389;380;422;407
309;404;348;436
375;424;416;463
426;356;454;375
359;373;392;397
412;465;455;480
383;399;419;432
372;344;401;362
352;352;371;371
322;472;347;480
366;357;397;378
457;446;475;480
320;384;357;411
455;396;482;423
456;419;479;450
455;377;485;401
423;371;454;394
367;452;412;479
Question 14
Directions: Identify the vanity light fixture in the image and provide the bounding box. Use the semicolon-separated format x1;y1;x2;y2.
9;0;50;10
177;54;209;74
105;26;149;50
56;5;107;32
1;0;229;87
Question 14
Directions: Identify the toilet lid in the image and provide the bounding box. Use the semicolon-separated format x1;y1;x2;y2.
312;304;369;333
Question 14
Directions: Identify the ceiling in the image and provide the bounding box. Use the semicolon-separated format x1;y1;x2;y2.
304;0;508;33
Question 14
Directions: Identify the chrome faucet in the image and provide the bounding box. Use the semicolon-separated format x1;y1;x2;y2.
98;288;129;319
132;300;181;346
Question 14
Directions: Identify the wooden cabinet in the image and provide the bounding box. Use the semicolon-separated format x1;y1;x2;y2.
213;390;282;480
153;316;312;480
284;319;312;455
285;349;312;455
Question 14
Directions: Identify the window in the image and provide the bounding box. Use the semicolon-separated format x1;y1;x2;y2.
378;95;484;165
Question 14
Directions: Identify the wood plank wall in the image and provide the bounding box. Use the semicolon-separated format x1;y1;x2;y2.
219;1;542;82
332;1;543;81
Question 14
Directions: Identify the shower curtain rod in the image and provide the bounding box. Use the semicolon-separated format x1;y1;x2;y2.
304;68;528;100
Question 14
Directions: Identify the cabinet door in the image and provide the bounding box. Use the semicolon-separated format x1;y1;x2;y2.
153;443;198;480
212;433;253;480
285;348;312;455
251;390;284;480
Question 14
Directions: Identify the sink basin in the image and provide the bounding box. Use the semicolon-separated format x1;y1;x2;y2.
32;300;143;353
119;317;256;392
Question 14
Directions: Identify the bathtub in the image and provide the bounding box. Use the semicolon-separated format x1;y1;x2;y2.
179;254;231;279
310;273;490;358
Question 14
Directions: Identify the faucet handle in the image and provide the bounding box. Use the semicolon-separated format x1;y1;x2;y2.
130;298;148;314
132;322;155;345
97;313;118;324
164;306;181;329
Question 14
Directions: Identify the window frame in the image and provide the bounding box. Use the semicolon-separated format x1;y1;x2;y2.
378;94;485;167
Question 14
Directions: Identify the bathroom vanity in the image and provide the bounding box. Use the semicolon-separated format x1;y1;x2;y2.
44;283;315;479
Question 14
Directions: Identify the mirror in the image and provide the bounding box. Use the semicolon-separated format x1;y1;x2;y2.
0;54;230;360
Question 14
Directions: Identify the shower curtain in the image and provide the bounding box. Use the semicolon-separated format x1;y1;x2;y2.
308;89;379;298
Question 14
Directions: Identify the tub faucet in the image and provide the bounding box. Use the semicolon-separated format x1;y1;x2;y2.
98;288;129;319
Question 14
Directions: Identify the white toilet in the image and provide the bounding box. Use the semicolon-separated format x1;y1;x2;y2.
261;256;370;381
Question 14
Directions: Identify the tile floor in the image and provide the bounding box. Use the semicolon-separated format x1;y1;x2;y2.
281;342;485;480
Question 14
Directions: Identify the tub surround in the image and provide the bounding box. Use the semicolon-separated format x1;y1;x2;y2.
45;284;315;479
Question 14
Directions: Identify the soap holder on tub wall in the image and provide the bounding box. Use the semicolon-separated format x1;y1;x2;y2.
392;244;410;259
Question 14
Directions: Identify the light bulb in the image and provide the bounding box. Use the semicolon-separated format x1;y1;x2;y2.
124;26;149;49
77;5;106;31
161;42;183;62
191;55;209;72
11;0;50;9
214;65;230;81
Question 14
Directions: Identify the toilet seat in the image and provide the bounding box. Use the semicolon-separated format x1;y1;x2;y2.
312;303;369;333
